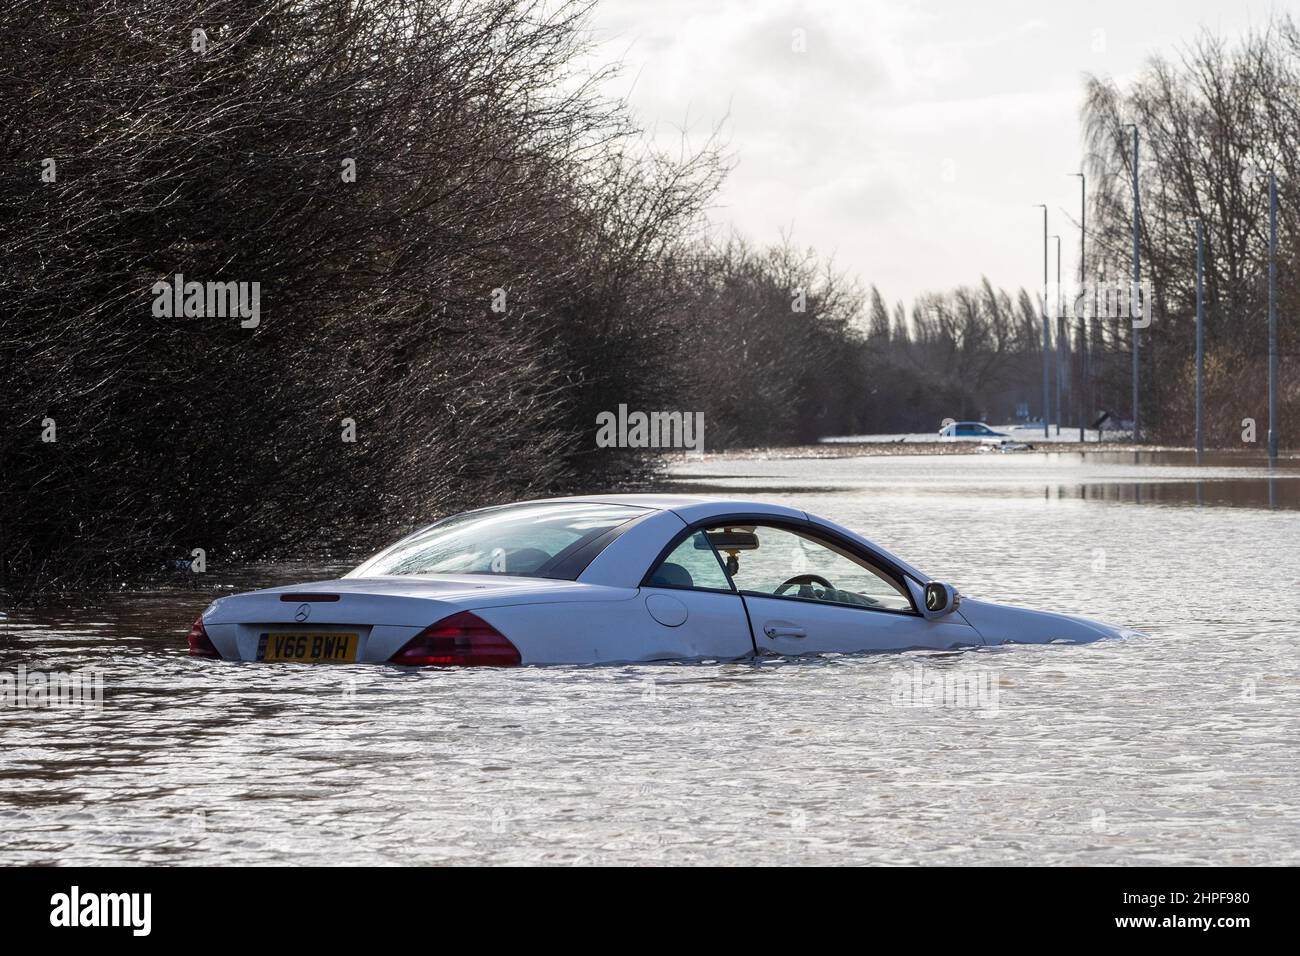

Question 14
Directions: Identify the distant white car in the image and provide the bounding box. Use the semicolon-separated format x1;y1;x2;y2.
188;495;1135;666
939;421;1008;439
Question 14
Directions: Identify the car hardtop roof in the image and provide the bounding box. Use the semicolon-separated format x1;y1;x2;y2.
548;495;930;584
435;495;930;586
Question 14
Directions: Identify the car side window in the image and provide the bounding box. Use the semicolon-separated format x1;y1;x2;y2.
708;524;913;612
646;531;733;592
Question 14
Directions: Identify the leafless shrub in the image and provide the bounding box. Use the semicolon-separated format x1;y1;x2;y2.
0;0;723;598
1082;15;1299;442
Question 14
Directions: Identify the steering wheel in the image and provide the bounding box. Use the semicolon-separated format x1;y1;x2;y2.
774;573;836;598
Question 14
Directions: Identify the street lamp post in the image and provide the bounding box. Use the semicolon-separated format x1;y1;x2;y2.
1050;234;1063;435
1069;171;1086;441
1035;205;1050;438
1124;124;1142;444
1269;171;1279;463
1191;218;1205;459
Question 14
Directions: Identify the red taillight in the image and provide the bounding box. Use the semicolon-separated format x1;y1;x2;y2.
389;611;521;667
187;615;221;658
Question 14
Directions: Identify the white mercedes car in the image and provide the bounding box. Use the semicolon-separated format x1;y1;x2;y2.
938;421;1009;440
187;495;1135;666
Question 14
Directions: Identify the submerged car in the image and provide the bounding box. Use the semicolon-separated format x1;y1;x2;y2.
187;495;1134;666
938;421;1008;439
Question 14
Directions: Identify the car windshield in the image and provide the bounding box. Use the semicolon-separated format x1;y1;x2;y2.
349;502;647;580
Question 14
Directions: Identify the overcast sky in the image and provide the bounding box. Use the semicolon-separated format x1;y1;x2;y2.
586;0;1289;311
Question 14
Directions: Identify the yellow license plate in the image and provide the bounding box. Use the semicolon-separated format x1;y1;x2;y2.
257;632;358;663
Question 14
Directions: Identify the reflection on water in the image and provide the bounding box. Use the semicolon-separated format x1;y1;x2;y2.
669;449;1300;510
2;453;1298;865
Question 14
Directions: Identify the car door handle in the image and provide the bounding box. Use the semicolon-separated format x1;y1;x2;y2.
763;622;807;639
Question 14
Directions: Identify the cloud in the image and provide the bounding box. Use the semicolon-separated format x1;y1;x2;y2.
585;0;1278;307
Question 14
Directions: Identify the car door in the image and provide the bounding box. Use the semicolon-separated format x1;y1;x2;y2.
638;529;756;660
709;521;981;655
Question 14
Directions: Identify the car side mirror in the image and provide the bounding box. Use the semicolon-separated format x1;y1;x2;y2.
921;582;960;619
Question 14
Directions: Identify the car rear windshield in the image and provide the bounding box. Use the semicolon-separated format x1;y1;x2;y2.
348;502;649;580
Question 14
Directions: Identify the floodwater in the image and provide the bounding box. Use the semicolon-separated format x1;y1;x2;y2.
2;451;1298;865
